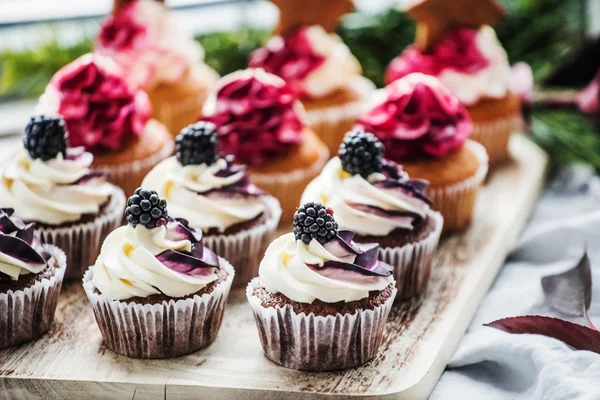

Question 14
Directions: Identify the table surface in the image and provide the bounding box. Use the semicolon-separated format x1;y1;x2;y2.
0;135;548;399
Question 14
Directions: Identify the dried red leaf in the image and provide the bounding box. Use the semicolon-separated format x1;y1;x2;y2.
541;249;592;318
485;316;600;353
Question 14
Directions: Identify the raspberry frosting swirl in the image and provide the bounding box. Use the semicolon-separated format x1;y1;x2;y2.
0;208;50;280
36;54;151;151
95;0;205;90
0;147;115;225
356;73;472;162
203;69;305;166
249;25;362;99
93;218;221;300
301;157;432;236
142;156;267;233
385;26;511;105
259;232;393;303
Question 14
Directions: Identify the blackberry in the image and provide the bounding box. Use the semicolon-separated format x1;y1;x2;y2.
176;121;218;166
23;115;68;161
126;188;168;229
293;202;338;245
338;129;384;178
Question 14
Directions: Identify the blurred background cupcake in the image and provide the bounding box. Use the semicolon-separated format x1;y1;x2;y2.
142;121;281;287
35;54;174;196
202;68;329;222
247;202;396;371
0;115;125;279
249;0;376;155
302;130;443;300
385;0;523;166
357;73;488;232
95;0;219;135
0;208;67;348
83;188;234;359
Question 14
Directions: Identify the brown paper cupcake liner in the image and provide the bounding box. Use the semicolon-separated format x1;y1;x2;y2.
430;141;489;232
0;245;66;349
82;260;234;359
305;76;376;156
203;196;281;289
246;278;397;371
36;188;126;281
97;140;175;197
249;144;329;223
379;211;443;301
471;113;522;166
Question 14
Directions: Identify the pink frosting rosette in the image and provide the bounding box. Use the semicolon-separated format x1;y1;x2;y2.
356;73;472;162
43;54;151;151
203;69;305;166
386;28;489;85
249;28;325;97
95;0;201;89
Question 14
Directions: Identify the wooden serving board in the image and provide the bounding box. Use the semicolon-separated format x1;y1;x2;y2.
0;135;547;400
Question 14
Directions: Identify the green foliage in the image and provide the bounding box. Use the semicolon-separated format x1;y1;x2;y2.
531;110;600;170
337;9;415;88
0;36;93;101
195;28;269;76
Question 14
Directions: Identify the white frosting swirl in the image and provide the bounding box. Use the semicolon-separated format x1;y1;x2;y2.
92;224;219;300
0;148;115;225
300;26;362;98
259;233;392;303
437;26;511;106
301;158;430;236
142;157;266;233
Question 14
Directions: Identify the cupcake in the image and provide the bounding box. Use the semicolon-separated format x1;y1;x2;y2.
95;0;219;135
142;121;281;288
249;25;375;155
301;130;443;300
0;115;125;280
202;68;329;222
36;53;174;196
356;73;488;232
0;208;67;348
83;188;234;359
385;25;522;165
247;202;396;371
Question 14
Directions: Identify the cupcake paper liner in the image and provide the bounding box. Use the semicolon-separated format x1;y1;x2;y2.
379;211;443;301
305;76;376;156
203;196;282;289
246;278;397;371
249;144;329;223
97;139;175;197
0;245;66;349
37;188;126;281
471;113;522;166
82;259;234;359
430;140;489;232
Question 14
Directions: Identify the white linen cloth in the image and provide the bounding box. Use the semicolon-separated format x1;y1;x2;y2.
430;165;600;400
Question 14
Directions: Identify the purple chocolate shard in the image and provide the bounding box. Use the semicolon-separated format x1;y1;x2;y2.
71;171;105;185
321;259;392;277
156;250;217;276
320;233;393;277
0;235;46;265
0;209;30;235
372;181;432;205
165;218;203;243
15;223;36;245
349;203;423;223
